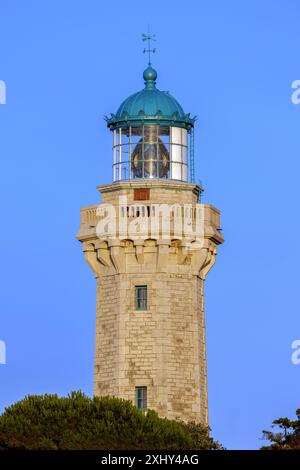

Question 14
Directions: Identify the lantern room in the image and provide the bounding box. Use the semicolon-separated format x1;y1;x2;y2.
105;66;196;183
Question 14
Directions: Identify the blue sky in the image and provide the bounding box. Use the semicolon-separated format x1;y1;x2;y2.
0;0;300;450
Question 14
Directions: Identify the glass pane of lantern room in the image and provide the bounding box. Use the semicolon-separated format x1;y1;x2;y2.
182;129;187;146
172;144;182;163
121;127;130;141
144;125;157;143
182;129;188;180
113;130;117;181
170;127;183;180
172;162;182;180
158;127;170;178
131;127;143;144
143;126;158;178
171;127;182;145
158;126;170;145
117;127;122;146
131;127;143;178
182;145;188;164
171;128;182;163
132;143;143;178
182;164;188;181
158;143;170;178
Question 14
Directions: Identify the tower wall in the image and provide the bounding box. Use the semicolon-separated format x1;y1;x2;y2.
77;181;223;425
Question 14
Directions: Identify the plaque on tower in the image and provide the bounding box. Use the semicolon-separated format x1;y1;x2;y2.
134;188;150;201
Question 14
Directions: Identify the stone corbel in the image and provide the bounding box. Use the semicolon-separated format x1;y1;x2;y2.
82;242;100;278
109;241;126;273
191;248;210;276
135;241;144;265
177;245;189;265
97;248;112;267
177;237;198;265
157;241;170;273
94;240;112;267
200;244;218;280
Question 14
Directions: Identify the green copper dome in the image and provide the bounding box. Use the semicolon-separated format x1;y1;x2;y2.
105;66;195;130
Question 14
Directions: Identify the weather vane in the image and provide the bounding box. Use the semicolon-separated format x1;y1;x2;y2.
142;27;156;66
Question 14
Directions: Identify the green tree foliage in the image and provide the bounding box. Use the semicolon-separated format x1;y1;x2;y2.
261;410;300;449
0;391;221;450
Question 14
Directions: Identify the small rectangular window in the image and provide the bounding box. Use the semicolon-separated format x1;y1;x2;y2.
135;386;147;411
135;286;147;311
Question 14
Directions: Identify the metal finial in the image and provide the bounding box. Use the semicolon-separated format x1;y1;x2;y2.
142;26;156;66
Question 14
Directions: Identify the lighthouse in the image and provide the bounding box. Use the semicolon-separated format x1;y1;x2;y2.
77;39;223;425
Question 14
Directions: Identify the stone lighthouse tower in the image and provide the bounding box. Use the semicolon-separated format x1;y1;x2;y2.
77;51;223;425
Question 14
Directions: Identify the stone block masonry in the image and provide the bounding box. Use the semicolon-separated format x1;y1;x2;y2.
77;180;223;425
